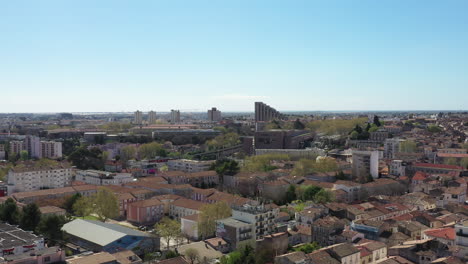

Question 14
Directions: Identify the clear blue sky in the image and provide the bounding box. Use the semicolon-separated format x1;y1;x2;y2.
1;0;467;112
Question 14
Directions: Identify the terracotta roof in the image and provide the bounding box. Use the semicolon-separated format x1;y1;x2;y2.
181;213;200;222
171;198;206;211
424;227;455;240
129;198;163;208
39;206;65;215
157;256;190;264
412;171;428;181
412;163;464;170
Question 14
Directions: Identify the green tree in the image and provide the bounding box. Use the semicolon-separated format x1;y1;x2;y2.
0;198;20;224
68;147;105;170
210;159;240;189
461;157;468;169
285;185;297;203
427;125;442;133
294;242;320;253
293;119;305;130
313;189;334;204
198;202;232;239
301;185;322;201
19;203;42;232
139;142;167;159
20;150;29;161
444;157;458;166
350;131;359;140
37;215;67;246
120;145;137;168
373;116;381;127
63;193;82;214
242;154;290;173
154;217;181;250
184;248;200;264
93;188;119;222
399;140;417;153
206;132;240;150
72;195;93;217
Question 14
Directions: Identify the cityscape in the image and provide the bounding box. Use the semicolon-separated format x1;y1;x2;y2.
1;1;468;264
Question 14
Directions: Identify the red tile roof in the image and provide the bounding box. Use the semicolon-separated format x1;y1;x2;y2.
424;227;455;240
413;163;464;170
413;171;428;181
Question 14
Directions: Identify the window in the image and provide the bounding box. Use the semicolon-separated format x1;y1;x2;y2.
44;256;51;262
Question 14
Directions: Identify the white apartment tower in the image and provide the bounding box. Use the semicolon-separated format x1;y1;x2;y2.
352;150;380;179
7;163;73;193
25;135;41;159
134;110;143;125
208;107;222;122
40;141;63;159
170;110;181;124
148;111;157;124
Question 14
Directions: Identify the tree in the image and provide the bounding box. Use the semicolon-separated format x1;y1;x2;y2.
19;203;41;232
139;142;167;159
444;157;458;166
301;185;322;201
206;132;240;150
294;242;320;253
427;125;442;133
210;159;240;189
293;119;305;130
399;140;417;153
120;145;137;168
335;171;346;180
285;185;297;203
0;198;20;224
154;217;181;250
242;154;290;173
93;188;119;222
37;215;67;246
184;248;200;264
20;150;29;161
63;193;82;214
461;157;468;169
373;116;381;127
350;131;359;140
313;189;334;204
68;147;105;170
198;202;232;239
72;195;93;217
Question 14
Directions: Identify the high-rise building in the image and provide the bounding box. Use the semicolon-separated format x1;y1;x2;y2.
254;102;281;122
352;150;379;179
40;141;63;159
170;110;181;124
384;138;404;159
25;135;41;159
208;107;222;122
134;110;143;125
148;111;157;124
9;141;25;155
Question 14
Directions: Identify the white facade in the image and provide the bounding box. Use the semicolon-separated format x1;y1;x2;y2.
170;110;181;124
25;135;41;159
389;160;405;177
454;220;468;258
167;159;215;173
75;170;134;185
352;150;379;179
384;138;404;159
148;111;157;124
231;204;279;239
7;165;73;193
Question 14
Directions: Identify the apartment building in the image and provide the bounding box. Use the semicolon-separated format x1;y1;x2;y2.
40;141;62;159
75;170;135;186
134;110;143;125
0;222;45;258
170;110;181;124
216;217;254;251
169;198;205;220
7;162;73;193
208;107;222;122
148;110;157;124
352;150;379;179
127;198;164;225
167;159;215;173
231;203;279;239
384;138;404;159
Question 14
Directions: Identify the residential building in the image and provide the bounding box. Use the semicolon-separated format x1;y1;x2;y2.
216;217;254;250
254;130;314;149
134;110;143;125
454;220;468;259
232;203;280;239
148;110;157;124
384;138;404;159
7;162;73;193
167;159;215;173
9;140;25;155
181;214;201;240
208;107;222;122
40;140;62;159
255;102;282;122
0;246;64;264
24;135;41;159
127;198;164;225
389;160;406;177
352;150;379;179
0;222;45;258
169;198;205;220
312;216;346;246
75;170;135;186
171;109;181;124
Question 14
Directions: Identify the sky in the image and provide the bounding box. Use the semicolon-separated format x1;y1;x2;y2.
1;0;467;113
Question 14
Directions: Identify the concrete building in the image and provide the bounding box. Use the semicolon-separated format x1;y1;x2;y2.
208;107;222;122
127;198;164;225
24;135;41;159
231;203;279;239
255;102;282;122
454;220;468;259
0;222;45;258
389;160;406;177
148;110;157;124
216;217;254;250
384;138;404;159
75;170;135;186
254;130;314;149
40;141;62;159
7;162;73;193
352;150;379;179
134;110;143;125
9;140;25;156
170;110;181;124
167;159;215;173
0;144;5;160
1;246;65;264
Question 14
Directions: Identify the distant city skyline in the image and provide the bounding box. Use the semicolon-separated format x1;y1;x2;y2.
1;1;467;112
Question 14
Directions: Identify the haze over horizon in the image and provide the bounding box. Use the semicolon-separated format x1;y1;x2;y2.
1;1;467;112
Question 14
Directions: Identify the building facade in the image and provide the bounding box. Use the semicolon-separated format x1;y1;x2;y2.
208;107;222;122
7;163;73;193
